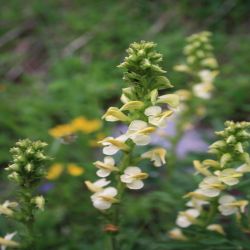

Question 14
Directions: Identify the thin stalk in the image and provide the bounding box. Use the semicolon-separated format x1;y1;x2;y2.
106;144;135;250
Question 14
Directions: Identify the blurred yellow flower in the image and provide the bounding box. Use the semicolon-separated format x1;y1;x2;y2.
67;164;85;176
71;116;102;133
49;124;75;138
0;84;6;92
46;163;64;180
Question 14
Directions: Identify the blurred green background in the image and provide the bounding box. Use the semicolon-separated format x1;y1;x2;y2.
0;1;250;249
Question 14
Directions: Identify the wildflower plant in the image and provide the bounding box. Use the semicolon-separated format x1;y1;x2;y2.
171;121;250;243
174;31;219;116
163;31;219;177
85;41;179;248
1;139;50;249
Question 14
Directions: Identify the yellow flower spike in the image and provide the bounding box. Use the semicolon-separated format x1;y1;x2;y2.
67;164;85;176
102;107;130;122
49;124;75;138
71;116;102;134
46;163;64;180
120;101;144;111
193;160;212;176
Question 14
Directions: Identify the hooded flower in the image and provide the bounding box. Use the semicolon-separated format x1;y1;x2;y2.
144;106;173;128
215;168;242;186
176;209;200;228
120;167;148;189
218;195;248;216
0;201;18;217
141;148;166;167
91;187;118;210
85;178;110;193
99;135;128;155
94;157;118;177
126;120;155;145
0;232;19;250
199;176;225;197
102;107;130;122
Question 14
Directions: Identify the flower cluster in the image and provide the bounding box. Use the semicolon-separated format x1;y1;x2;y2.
173;121;250;236
85;41;179;212
174;31;219;117
2;139;50;249
6;139;49;187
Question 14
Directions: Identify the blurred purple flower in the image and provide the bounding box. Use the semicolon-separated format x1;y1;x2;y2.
151;117;209;159
176;129;209;159
39;182;55;193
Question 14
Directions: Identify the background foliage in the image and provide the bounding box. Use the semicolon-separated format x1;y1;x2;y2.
0;1;250;249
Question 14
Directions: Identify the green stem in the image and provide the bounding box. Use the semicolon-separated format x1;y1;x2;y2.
19;186;36;250
106;144;135;250
203;201;217;227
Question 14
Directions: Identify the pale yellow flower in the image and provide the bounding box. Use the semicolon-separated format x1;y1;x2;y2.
85;178;110;193
141;148;166;167
193;160;212;176
120;167;148;190
0;232;19;249
0;201;18;217
91;187;118;210
168;228;187;241
176;209;200;228
126;120;156;145
94;157;118;177
99;135;129;155
199;176;225;197
67;164;85;176
102;107;130;122
173;64;190;73
46;163;64;180
193;82;214;99
207;224;225;235
215;168;242;186
218;195;248;216
33;196;45;211
175;89;192;101
156;94;180;108
144;106;173;128
120;101;144;111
